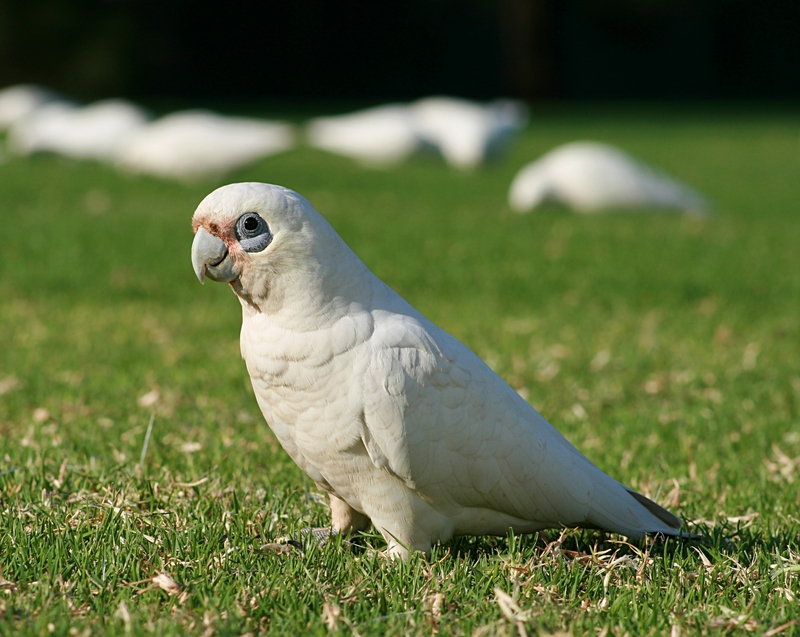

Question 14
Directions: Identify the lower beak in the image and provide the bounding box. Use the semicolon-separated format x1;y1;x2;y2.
191;227;239;284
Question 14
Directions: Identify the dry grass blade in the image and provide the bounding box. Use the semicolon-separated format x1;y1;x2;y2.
260;542;292;555
150;572;189;604
426;592;445;634
114;600;132;629
152;572;182;595
764;619;798;637
709;600;758;633
495;587;533;637
0;570;18;592
322;599;341;631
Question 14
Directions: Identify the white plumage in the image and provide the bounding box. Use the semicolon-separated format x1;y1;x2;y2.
0;84;62;130
117;110;294;179
8;99;149;161
306;97;527;169
509;141;709;214
409;96;528;170
306;104;420;166
190;182;682;558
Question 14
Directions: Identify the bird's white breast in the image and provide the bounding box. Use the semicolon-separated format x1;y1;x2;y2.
239;304;379;492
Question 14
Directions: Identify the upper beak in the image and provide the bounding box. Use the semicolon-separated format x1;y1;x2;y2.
191;227;239;284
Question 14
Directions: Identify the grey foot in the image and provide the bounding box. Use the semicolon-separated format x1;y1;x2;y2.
300;526;340;547
297;526;369;554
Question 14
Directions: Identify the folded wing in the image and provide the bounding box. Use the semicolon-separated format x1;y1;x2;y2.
361;312;681;538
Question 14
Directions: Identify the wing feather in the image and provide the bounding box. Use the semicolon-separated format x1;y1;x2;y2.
359;311;680;536
361;315;591;525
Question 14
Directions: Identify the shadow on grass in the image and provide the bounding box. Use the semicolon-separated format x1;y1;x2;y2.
435;520;799;567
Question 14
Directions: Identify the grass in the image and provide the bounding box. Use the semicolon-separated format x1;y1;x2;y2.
1;104;799;636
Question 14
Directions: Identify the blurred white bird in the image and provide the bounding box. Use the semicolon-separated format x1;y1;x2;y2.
509;141;709;214
306;104;420;166
8;99;150;161
0;84;62;130
410;96;528;170
117;110;294;180
190;182;682;559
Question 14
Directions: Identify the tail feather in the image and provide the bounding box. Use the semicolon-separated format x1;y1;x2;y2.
584;473;683;538
626;489;682;533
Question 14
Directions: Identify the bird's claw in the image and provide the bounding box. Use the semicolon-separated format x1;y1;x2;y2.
299;526;340;547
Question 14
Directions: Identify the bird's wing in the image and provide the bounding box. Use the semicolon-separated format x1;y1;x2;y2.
361;314;594;523
358;312;437;484
360;311;679;535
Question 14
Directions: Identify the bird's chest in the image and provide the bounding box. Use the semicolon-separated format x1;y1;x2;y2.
239;314;372;469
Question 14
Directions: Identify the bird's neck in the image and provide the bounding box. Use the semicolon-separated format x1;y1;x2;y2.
237;248;379;330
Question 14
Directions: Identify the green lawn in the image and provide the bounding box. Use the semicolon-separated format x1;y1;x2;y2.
1;105;799;636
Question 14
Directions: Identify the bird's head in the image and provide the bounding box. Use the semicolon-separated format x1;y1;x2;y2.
191;182;366;317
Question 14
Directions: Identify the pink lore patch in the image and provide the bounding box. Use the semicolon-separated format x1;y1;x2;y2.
192;215;245;266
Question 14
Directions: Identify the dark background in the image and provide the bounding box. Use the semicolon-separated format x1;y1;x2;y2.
1;0;798;102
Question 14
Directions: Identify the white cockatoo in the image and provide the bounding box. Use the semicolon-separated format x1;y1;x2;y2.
8;99;149;161
117;110;294;180
0;84;62;130
509;141;709;214
190;183;682;558
306;104;420;166
409;96;528;170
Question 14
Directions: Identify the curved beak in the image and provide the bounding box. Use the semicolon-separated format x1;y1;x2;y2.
191;227;239;284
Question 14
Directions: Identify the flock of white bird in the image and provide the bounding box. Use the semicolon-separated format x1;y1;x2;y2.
0;84;707;554
0;83;708;214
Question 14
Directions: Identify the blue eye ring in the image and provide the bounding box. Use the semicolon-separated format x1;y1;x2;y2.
235;212;272;253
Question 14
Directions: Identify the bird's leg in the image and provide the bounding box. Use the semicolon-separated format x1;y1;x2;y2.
373;522;432;561
329;493;371;534
381;536;432;561
297;494;372;548
384;540;411;561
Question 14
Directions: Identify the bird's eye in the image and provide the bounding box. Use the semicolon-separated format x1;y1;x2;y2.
234;212;272;253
